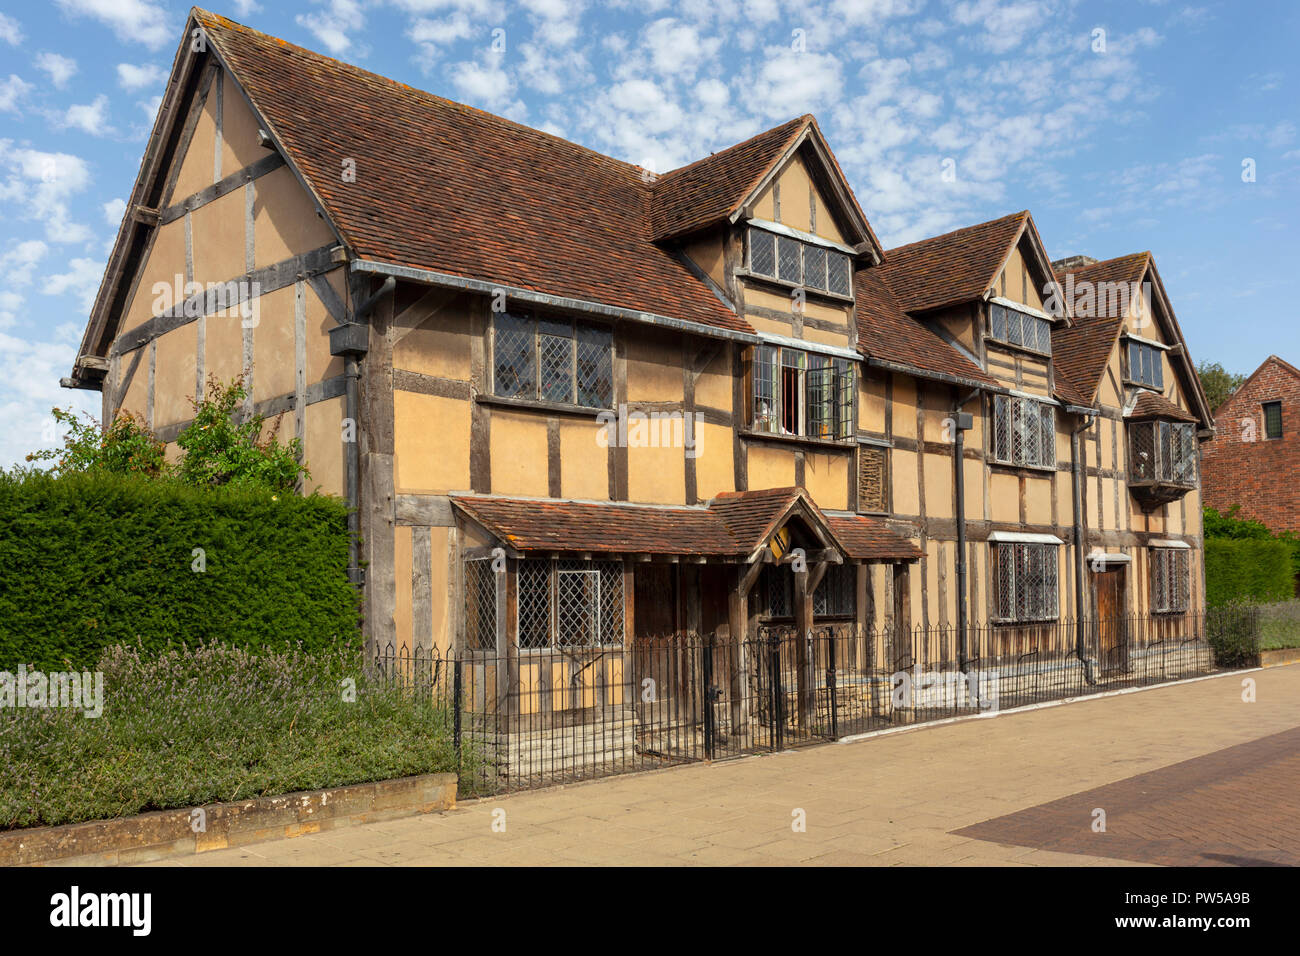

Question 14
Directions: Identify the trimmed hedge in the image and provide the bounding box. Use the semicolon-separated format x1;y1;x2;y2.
1204;537;1293;608
0;471;358;669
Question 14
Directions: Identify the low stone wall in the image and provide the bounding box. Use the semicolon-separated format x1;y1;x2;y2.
0;772;457;867
1261;647;1300;667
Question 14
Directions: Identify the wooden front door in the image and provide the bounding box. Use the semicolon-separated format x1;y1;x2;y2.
1094;566;1128;675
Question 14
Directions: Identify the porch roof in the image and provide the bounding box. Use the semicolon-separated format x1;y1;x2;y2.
449;490;921;561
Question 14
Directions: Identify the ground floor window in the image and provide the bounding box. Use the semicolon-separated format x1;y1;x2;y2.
1150;548;1190;614
517;558;624;648
760;563;856;619
994;543;1059;623
464;557;501;650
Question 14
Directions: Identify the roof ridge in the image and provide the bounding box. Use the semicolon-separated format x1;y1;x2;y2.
653;115;808;184
884;209;1027;256
195;9;652;182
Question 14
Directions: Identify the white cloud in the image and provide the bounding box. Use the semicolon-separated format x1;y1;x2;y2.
58;95;114;137
0;144;93;243
641;18;722;79
0;329;100;468
54;0;171;49
0;12;22;45
102;197;127;227
449;54;516;109
45;256;106;313
297;0;366;56
0;74;33;113
1;240;49;286
116;62;166;91
748;48;843;121
35;53;78;89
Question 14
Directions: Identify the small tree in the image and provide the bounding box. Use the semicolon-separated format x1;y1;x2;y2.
174;376;308;492
25;408;166;478
1196;361;1246;413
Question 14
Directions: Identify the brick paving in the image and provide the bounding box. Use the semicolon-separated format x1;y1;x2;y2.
954;726;1300;866
138;664;1300;867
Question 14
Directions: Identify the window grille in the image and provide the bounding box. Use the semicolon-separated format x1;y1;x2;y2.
778;236;802;283
749;228;776;277
992;394;1055;468
1264;401;1282;440
994;543;1059;623
492;312;612;407
988;303;1052;356
514;558;624;649
813;563;856;616
751;345;853;442
1151;548;1189;613
464;558;500;650
765;565;790;617
827;252;851;296
803;245;828;291
1129;420;1196;484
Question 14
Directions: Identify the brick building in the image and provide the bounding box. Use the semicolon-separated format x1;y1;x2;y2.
1202;355;1300;534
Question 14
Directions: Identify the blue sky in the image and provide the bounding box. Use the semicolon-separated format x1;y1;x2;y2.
1;0;1297;467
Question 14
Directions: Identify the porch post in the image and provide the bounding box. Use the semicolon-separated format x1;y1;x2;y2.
793;563;813;726
728;565;750;735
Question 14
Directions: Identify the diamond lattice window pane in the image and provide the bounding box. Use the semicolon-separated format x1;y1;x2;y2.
803;245;827;291
518;560;551;648
597;561;624;645
464;559;498;650
778;237;802;283
750;228;776;277
827;253;850;296
556;564;598;646
576;325;612;407
493;313;536;399
538;328;573;403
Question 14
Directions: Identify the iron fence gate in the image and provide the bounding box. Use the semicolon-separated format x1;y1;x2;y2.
372;610;1251;796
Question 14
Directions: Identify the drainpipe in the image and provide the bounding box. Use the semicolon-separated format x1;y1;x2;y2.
329;275;396;585
951;389;979;672
1070;414;1096;683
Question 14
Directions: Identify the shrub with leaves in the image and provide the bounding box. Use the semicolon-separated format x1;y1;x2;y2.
174;377;308;492
0;642;477;830
25;408;165;478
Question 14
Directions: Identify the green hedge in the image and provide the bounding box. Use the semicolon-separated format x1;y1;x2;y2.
1205;537;1293;608
0;471;358;669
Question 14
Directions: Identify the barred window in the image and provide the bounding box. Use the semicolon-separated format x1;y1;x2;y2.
747;226;852;298
857;444;888;513
760;564;856;618
994;543;1059;623
464;558;501;650
751;344;854;442
989;303;1052;355
1126;339;1164;389
514;558;624;648
1151;548;1189;614
992;394;1056;468
492;311;612;408
1129;420;1197;484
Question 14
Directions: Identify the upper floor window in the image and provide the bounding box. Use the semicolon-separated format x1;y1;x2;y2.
991;394;1056;469
1263;401;1283;440
492;311;613;408
752;345;854;441
994;542;1059;623
989;303;1052;355
1126;339;1164;389
1151;548;1189;614
748;226;852;297
1129;420;1196;485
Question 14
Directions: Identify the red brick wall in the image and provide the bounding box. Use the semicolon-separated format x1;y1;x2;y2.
1201;357;1300;533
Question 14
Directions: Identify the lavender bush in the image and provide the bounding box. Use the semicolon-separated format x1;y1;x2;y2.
0;642;470;830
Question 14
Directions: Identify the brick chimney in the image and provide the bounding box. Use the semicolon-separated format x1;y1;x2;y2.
1050;255;1099;271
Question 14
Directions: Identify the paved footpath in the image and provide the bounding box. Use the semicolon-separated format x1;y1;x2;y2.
148;663;1300;867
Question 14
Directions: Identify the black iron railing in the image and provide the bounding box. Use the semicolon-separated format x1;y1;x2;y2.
371;609;1259;796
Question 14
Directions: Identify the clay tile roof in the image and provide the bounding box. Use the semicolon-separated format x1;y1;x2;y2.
874;211;1028;315
1050;253;1152;402
649;117;808;241
1127;390;1199;423
194;10;751;336
451;489;922;561
854;268;998;389
824;515;922;560
451;496;743;556
707;487;808;552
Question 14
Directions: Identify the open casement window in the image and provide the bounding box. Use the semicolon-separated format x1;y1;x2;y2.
989;303;1052;355
857;445;888;513
994;543;1060;623
1129;420;1197;485
992;394;1056;468
515;558;624;649
1151;548;1190;614
1126;339;1164;389
751;345;854;442
746;226;852;297
492;311;613;408
464;557;502;651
